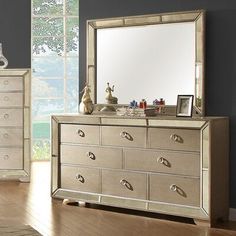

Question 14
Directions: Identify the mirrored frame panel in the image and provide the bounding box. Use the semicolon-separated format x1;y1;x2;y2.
87;10;205;116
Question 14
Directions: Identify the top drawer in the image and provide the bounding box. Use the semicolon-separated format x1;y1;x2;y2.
60;124;100;145
148;128;200;152
101;126;146;148
0;77;23;91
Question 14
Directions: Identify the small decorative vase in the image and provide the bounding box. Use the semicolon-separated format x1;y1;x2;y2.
0;43;8;69
79;100;93;114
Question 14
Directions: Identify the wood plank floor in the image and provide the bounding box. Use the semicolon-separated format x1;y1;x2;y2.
0;161;236;236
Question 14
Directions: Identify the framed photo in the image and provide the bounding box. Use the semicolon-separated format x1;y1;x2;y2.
176;95;194;117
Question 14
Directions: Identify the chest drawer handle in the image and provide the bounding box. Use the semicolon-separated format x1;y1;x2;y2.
157;157;171;167
3;96;9;101
77;129;85;137
170;134;183;143
3;155;9;160
3;80;9;85
3;113;9;119
120;179;133;191
75;174;85;183
170;184;187;197
3;133;9;139
120;131;133;141
86;151;96;160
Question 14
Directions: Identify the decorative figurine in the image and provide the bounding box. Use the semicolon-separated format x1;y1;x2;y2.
79;84;93;114
0;43;8;69
101;82;118;112
153;98;165;114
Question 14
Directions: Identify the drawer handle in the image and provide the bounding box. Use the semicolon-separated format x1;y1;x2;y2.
3;96;9;101
120;131;133;141
120;179;133;191
3;133;9;138
77;129;85;137
170;184;187;197
170;134;183;143
86;151;96;160
157;157;171;167
3;113;9;119
3;155;9;160
75;174;85;183
3;80;9;85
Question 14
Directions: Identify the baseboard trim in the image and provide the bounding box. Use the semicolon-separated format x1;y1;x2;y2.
229;208;236;221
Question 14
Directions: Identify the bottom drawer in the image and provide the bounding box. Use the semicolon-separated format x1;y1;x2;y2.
61;166;101;194
102;170;147;200
150;174;200;207
0;148;23;169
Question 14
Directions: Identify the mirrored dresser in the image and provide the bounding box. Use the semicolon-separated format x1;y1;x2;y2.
0;69;31;181
51;114;229;226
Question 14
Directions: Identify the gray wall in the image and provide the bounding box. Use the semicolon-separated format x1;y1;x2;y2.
79;0;236;208
0;0;31;68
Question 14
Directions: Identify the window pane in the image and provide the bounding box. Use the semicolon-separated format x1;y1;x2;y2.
32;17;63;36
66;79;78;99
33;37;64;56
32;139;50;160
33;122;50;139
32;99;64;118
32;57;64;78
33;0;63;16
66;0;79;16
66;17;79;36
32;79;64;98
66;57;78;77
66;98;78;113
66;36;79;56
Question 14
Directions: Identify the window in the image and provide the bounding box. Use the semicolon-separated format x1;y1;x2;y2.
32;0;79;160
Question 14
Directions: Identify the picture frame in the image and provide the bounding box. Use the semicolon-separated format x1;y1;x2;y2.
176;95;194;117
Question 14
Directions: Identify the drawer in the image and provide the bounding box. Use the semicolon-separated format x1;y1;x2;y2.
0;148;23;169
61;144;122;169
0;77;23;91
61;165;101;193
150;174;200;207
0;93;23;107
124;149;200;176
101;126;146;148
102;170;147;200
0;109;23;126
0;128;23;146
60;124;100;145
148;128;200;152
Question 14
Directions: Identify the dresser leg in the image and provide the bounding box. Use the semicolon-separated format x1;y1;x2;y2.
193;219;211;227
63;199;86;207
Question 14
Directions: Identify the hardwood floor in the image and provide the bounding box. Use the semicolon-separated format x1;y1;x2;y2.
0;161;236;236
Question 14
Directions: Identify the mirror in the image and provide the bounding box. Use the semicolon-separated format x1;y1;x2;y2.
87;10;205;115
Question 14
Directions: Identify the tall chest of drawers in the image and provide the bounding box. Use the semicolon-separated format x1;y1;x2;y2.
51;115;229;226
0;69;31;181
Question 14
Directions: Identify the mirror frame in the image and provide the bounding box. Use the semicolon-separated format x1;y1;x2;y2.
86;10;205;116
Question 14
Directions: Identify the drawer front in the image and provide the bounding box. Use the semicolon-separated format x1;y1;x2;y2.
0;77;23;91
101;126;146;148
148;128;200;152
124;149;200;176
150;174;200;207
61;144;122;169
60;124;100;145
0;128;23;146
0;93;23;107
0;148;23;169
61;165;101;193
0;109;23;126
102;170;147;200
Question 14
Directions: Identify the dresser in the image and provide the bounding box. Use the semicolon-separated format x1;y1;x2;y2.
51;114;229;226
0;69;31;181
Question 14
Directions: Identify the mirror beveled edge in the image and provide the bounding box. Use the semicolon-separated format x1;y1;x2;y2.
86;10;205;116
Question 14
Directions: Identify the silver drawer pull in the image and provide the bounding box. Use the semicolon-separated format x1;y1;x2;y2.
3;155;9;160
120;131;133;141
170;184;178;192
120;179;133;191
75;174;85;183
3;113;9;119
170;134;178;141
77;129;85;137
3;133;9;138
86;151;95;160
3;80;9;85
157;157;171;167
3;96;9;101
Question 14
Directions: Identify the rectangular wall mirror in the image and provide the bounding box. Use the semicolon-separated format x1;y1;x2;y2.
87;10;205;115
